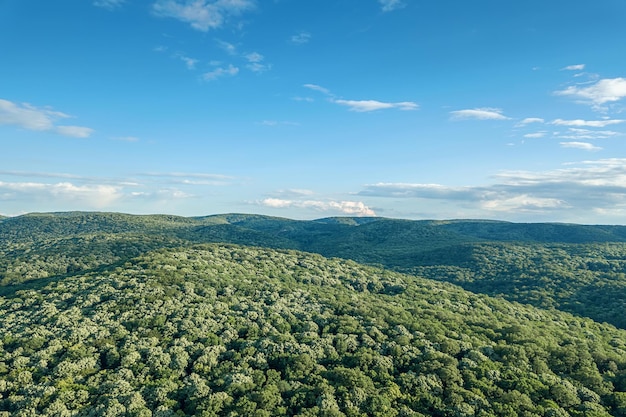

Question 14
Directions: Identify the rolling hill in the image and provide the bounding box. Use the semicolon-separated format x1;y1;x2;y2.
1;243;626;416
2;212;626;329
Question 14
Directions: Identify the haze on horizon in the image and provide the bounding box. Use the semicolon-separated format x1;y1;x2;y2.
2;0;626;224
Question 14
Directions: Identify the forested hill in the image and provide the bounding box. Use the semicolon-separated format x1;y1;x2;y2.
2;243;626;416
3;212;626;329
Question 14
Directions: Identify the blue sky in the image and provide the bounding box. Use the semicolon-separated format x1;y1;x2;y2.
2;0;626;223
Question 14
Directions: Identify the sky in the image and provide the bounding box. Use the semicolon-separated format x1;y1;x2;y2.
2;0;626;223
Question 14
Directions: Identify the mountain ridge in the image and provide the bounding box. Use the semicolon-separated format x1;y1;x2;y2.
3;211;626;329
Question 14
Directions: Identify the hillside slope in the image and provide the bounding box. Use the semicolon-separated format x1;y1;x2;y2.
2;212;626;329
2;244;626;416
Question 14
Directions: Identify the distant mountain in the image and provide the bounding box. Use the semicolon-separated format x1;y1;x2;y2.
0;211;197;242
3;212;626;329
1;243;625;416
434;220;626;243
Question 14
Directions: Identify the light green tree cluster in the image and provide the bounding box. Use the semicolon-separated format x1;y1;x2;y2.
1;245;626;416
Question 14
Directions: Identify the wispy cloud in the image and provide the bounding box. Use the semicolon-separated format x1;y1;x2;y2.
290;31;311;44
555;77;626;106
0;99;67;131
212;42;271;73
302;84;417;112
0;99;94;138
360;183;478;200
269;189;315;198
202;64;239;80
260;198;376;216
334;99;418;112
551;118;625;127
0;170;89;181
562;64;585;71
303;84;332;95
480;195;565;212
360;159;626;219
139;172;234;186
245;52;270;72
560;142;602;151
361;182;565;213
0;170;237;213
554;128;620;140
516;117;545;126
450;108;510;120
217;40;238;55
523;132;547;138
152;0;255;32
93;0;125;9
0;181;122;209
379;0;405;12
55;126;95;138
176;53;199;69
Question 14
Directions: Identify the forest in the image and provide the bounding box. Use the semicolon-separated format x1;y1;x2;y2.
1;212;626;416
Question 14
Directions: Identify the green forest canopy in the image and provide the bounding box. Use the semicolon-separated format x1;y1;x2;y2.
2;212;626;328
2;243;626;416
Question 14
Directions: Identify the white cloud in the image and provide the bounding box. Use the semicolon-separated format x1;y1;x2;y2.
245;52;263;63
139;172;234;186
359;159;626;220
560;142;602;151
141;172;233;180
0;99;94;138
555;77;626;105
55;126;95;138
176;54;198;69
202;64;239;80
290;32;311;44
450;108;510;120
0;181;122;208
149;189;194;199
261;198;292;208
516;117;545;126
152;0;255;32
217;40;238;55
360;183;477;200
551;118;625;127
0;99;61;130
379;0;405;12
562;64;585;71
334;99;418;112
524;132;547;138
0;170;238;214
481;195;565;212
260;198;376;216
245;52;270;72
93;0;125;9
301;85;417;112
0;170;84;180
303;84;331;95
271;189;314;198
555;128;620;140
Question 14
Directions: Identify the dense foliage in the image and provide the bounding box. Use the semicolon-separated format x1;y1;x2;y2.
2;244;626;416
408;242;626;329
3;212;626;329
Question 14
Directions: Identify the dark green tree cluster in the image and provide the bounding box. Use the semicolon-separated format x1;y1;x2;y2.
408;242;626;328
